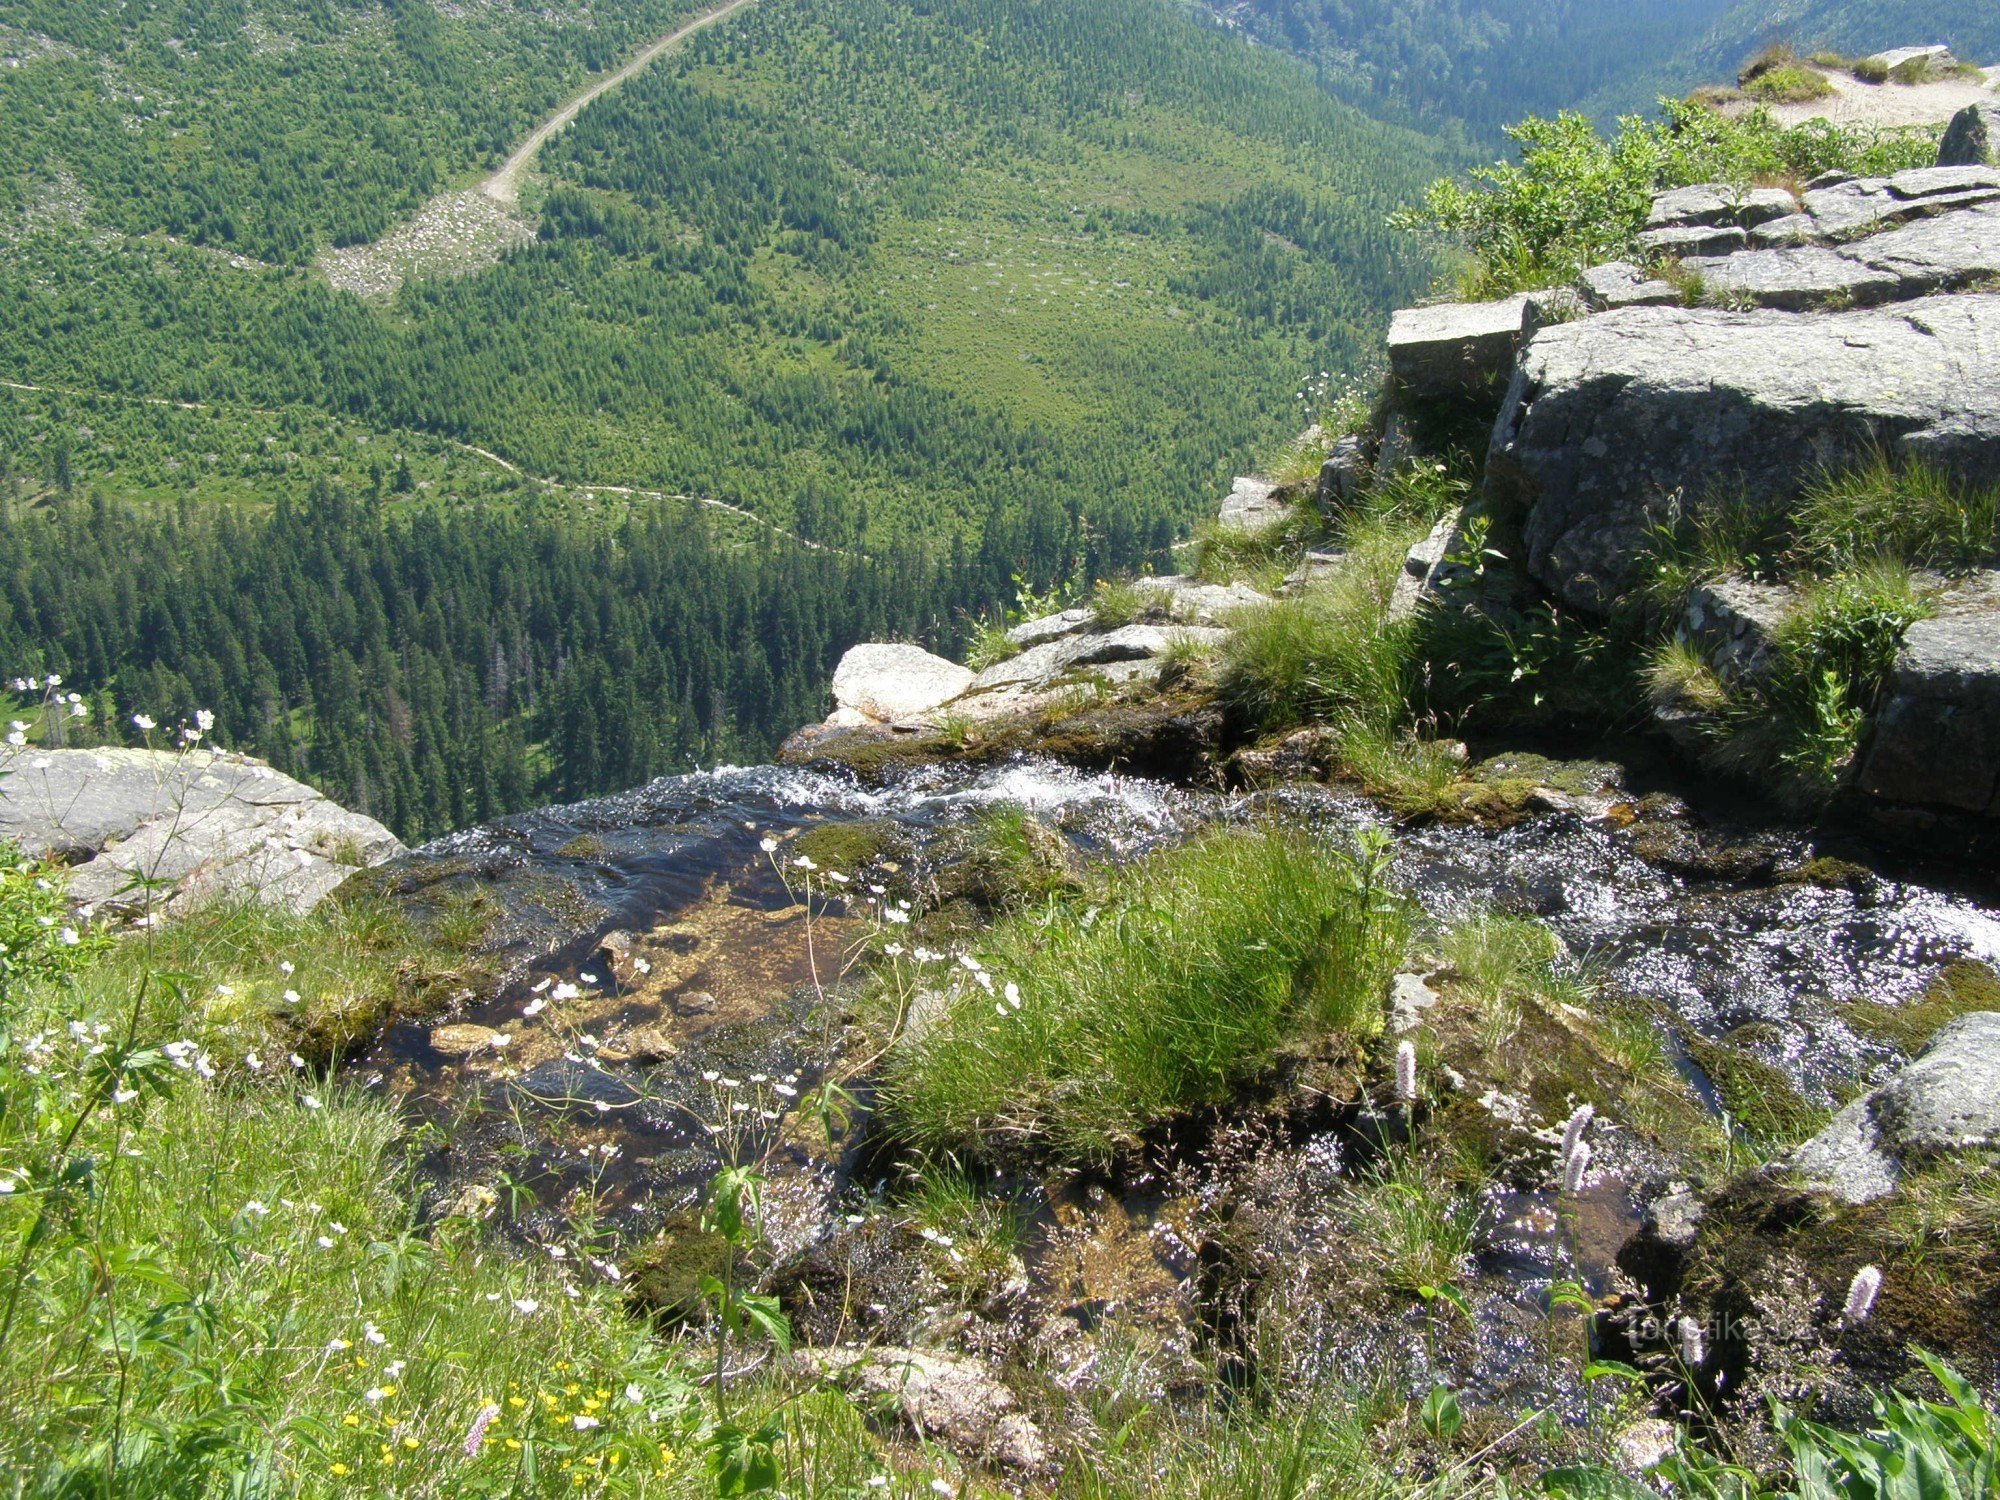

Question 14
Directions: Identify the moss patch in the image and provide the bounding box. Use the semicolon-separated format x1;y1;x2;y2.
622;1212;738;1327
1844;961;2000;1056
1683;1030;1827;1149
793;819;906;878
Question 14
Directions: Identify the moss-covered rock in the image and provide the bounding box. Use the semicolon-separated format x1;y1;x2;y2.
1682;1030;1828;1149
623;1212;738;1327
792;819;908;879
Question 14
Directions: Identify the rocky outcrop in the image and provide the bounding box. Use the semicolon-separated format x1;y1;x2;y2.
1486;293;2000;613
828;643;976;728
0;748;403;916
1855;574;2000;816
1387;293;1530;400
1790;1011;2000;1203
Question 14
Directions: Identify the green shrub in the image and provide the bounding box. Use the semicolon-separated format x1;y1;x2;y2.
1767;565;1929;781
1851;57;1891;84
1745;64;1836;104
1778;1348;1996;1498
879;826;1409;1166
1396;100;1937;297
1091;577;1150;628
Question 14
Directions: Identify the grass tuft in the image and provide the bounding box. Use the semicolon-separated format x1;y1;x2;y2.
879;825;1409;1167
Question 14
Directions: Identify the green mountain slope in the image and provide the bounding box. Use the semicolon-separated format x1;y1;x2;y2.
0;0;1452;832
1684;0;2000;73
1189;0;1737;140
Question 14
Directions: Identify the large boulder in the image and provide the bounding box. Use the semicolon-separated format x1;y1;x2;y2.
1790;1011;2000;1204
1485;293;2000;612
1387;293;1530;401
828;643;974;726
0;748;403;916
1938;101;2000;168
1855;573;2000;816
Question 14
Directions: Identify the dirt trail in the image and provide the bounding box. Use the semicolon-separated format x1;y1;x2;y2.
483;0;760;205
318;0;758;296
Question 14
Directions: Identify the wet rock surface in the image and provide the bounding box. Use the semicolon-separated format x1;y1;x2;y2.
1789;1011;2000;1203
0;747;403;915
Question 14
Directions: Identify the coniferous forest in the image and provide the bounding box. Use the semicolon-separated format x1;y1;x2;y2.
0;0;1462;837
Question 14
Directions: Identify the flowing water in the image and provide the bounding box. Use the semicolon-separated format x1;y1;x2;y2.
355;752;2000;1387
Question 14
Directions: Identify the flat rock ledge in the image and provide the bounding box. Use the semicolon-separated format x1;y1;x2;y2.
0;748;404;916
1789;1011;2000;1204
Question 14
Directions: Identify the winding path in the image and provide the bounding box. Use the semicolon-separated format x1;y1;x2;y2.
483;0;761;206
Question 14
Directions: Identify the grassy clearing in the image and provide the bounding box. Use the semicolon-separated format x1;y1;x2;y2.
878;825;1409;1167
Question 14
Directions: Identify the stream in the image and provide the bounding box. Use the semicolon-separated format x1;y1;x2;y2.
352;751;2000;1400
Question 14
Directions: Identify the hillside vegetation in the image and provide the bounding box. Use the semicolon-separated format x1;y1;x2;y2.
1191;0;1738;140
0;0;1448;832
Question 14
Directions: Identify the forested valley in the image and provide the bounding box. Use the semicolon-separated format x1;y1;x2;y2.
0;0;1452;836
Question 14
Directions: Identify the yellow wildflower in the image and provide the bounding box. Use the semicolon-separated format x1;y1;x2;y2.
330;1463;349;1477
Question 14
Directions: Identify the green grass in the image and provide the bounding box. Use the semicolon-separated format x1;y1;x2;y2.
1793;455;2000;576
1745;63;1836;103
0;869;704;1496
1331;1149;1481;1296
879;825;1409;1167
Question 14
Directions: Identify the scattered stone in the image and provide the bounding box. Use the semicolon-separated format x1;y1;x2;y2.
1937;101;2000;167
1387;509;1466;625
1646;1189;1705;1252
673;989;719;1016
606;1021;678;1063
804;1347;1048;1470
595;929;642;987
1647;183;1799;231
1867;44;1952;74
968;625;1226;696
828;643;975;725
429;1023;505;1056
1386;293;1531;399
1232;727;1336;787
1636;224;1747;259
1681;578;1796;686
1576;260;1680;311
1005;607;1095;647
1218;475;1285;533
1614;1418;1679;1474
1855;572;2000;815
1130;575;1270;624
1790;1011;2000;1204
1388;972;1440;1034
1;747;404;916
1318;432;1373;510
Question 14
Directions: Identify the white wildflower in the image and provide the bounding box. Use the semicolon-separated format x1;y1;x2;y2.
1844;1264;1883;1323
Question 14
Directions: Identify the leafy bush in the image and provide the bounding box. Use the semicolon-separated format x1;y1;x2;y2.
1397;100;1937;297
879;826;1409;1166
1779;1348;1995;1498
